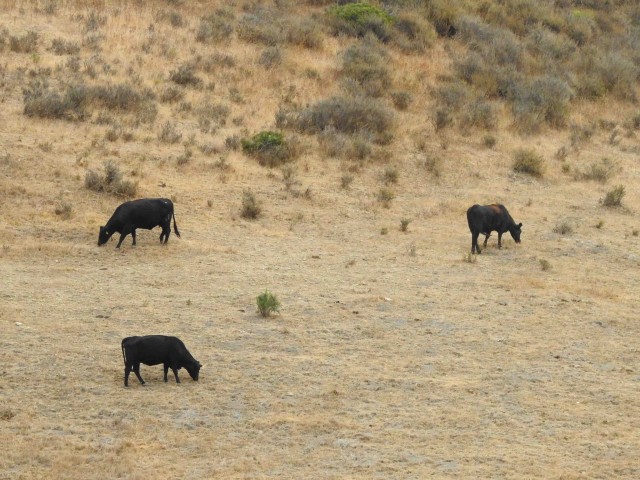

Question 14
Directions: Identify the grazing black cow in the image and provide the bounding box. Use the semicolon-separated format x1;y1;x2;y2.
121;335;201;387
98;198;180;248
467;204;522;254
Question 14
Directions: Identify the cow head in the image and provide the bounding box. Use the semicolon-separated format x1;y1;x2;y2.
186;361;202;381
509;222;523;244
98;226;112;246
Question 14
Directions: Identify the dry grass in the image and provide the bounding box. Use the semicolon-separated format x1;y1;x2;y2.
1;2;640;479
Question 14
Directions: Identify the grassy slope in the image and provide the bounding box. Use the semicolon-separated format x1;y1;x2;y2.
1;1;639;478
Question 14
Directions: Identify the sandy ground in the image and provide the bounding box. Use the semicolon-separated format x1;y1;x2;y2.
2;144;640;478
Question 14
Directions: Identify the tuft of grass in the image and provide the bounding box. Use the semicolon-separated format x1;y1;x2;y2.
400;218;411;232
169;64;201;87
380;227;389;235
377;188;395;208
54;201;73;220
483;135;497;148
340;174;354;190
463;252;477;263
575;157;618;184
601;185;625;207
553;220;573;235
513;148;545;177
84;161;137;198
257;290;280;317
539;259;552;271
595;220;604;229
158;121;182;144
382;166;399;185
391;91;412;111
632;229;639;237
241;189;261;219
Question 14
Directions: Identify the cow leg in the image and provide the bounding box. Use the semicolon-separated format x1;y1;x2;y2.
124;364;132;387
116;224;133;249
171;367;181;384
161;220;171;244
133;363;145;385
483;233;490;248
131;229;136;246
497;232;503;248
471;231;481;254
163;364;169;382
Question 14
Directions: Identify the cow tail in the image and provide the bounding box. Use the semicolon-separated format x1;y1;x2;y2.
121;339;127;366
172;211;181;238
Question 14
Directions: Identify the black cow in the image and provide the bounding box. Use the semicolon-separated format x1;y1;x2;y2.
98;198;180;248
467;204;522;254
121;335;201;387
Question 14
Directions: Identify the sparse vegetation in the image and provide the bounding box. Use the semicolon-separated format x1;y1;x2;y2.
257;290;280;317
513;149;545;177
553;220;573;235
400;218;411;232
377;188;395;208
539;259;552;271
240;189;261;219
601;185;625;207
84;161;137;197
576;157;618;184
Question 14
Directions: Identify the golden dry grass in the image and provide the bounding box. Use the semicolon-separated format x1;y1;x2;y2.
1;2;640;478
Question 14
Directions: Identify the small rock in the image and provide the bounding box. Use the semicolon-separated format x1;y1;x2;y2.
15;322;22;326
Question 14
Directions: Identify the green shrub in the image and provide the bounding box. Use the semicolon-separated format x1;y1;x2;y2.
328;2;394;41
513;149;545;177
242;131;299;167
257;290;280;317
601;185;625;207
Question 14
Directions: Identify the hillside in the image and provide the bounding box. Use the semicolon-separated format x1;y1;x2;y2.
1;1;639;478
